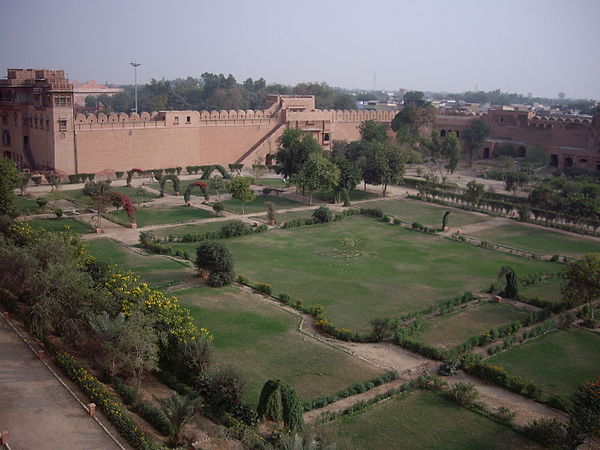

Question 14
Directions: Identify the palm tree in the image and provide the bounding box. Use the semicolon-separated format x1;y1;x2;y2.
156;392;201;445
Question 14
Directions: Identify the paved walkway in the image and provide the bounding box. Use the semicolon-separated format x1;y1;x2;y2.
0;314;126;450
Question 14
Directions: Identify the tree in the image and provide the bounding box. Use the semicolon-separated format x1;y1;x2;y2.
498;266;518;298
332;157;361;205
0;157;20;217
464;180;485;206
274;128;322;181
562;253;600;319
391;104;436;135
362;142;406;196
195;241;235;287
89;311;160;387
359;120;387;142
295;153;340;205
403;90;425;104
370;318;392;341
424;131;461;178
227;176;255;214
462;119;490;166
257;380;304;432
212;202;224;216
156;392;201;445
568;376;600;444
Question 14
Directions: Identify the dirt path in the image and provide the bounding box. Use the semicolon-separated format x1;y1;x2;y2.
0;312;128;450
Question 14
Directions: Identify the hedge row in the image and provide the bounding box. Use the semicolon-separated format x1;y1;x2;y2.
112;377;173;436
170;221;268;243
464;361;568;411
302;371;398;411
68;173;96;184
55;353;163;450
487;319;558;356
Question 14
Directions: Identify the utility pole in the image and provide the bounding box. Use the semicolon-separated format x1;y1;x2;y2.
130;62;141;113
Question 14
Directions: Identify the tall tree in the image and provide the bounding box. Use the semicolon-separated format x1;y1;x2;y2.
424;130;461;179
274;128;321;181
362;142;406;196
359;119;388;142
332;157;362;206
562;253;600;319
462;119;490;166
227;176;255;214
295;153;340;205
0;157;20;217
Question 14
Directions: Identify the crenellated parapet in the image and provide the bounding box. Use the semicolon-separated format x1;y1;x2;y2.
327;109;397;123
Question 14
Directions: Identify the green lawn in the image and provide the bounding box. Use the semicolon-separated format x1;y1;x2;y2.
152;220;239;239
221;195;302;214
107;205;215;227
255;177;287;188
166;217;558;332
110;186;159;204
15;195;39;214
314;189;380;203
47;188;94;208
85;238;193;289
332;390;539;450
521;278;564;303
250;208;316;224
471;223;600;256
418;302;530;349
27;218;92;234
488;328;600;398
178;286;384;406
358;198;488;229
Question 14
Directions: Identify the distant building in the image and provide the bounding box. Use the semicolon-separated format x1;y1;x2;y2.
72;80;124;109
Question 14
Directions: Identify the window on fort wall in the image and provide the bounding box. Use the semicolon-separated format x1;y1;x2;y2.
58;120;67;132
55;97;60;106
2;130;10;146
174;116;179;124
186;116;191;123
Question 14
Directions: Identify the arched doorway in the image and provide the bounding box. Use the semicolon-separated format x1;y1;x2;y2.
517;146;526;157
550;154;559;167
483;148;490;159
579;159;588;167
564;157;573;168
440;129;446;137
265;153;273;166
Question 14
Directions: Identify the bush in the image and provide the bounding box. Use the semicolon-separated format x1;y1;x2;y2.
446;382;480;407
523;418;575;448
35;197;48;208
115;171;124;179
312;206;334;223
195;241;235;287
68;174;80;184
254;282;272;295
54;208;63;218
31;175;42;186
212;202;224;216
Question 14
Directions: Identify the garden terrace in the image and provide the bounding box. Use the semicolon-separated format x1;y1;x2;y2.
85;238;193;289
330;390;539;449
15;195;39;214
106;205;215;227
220;194;303;214
151;220;240;240
27;218;92;234
520;278;563;304
166;216;558;333
487;328;600;400
416;302;531;349
357;198;488;229
42;186;158;208
148;178;220;196
177;286;384;406
470;223;600;256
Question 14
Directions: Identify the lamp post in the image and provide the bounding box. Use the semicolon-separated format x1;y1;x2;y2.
130;62;141;114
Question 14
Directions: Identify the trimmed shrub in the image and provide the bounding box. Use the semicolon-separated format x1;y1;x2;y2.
312;206;334;223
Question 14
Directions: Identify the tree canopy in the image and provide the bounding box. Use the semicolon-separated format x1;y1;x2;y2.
295;152;340;205
562;253;600;318
274;128;322;181
0;157;20;217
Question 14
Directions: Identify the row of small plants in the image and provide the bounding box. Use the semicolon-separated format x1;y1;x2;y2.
68;173;96;183
409;192;600;238
164;221;268;243
55;353;163;450
486;319;560;356
302;371;399;411
112;377;174;436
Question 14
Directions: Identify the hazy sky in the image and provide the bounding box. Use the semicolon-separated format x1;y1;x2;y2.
2;0;599;99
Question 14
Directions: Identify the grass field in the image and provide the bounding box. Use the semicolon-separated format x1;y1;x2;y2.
15;195;39;214
488;328;600;398
152;220;239;239
255;177;287;188
27;218;92;234
314;189;380;203
166;217;558;332
358;198;488;229
110;186;159;204
418;302;530;348
250;208;316;224
521;278;564;303
178;286;384;406
332;390;539;450
107;205;215;227
470;223;600;256
220;194;302;214
85;238;193;288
